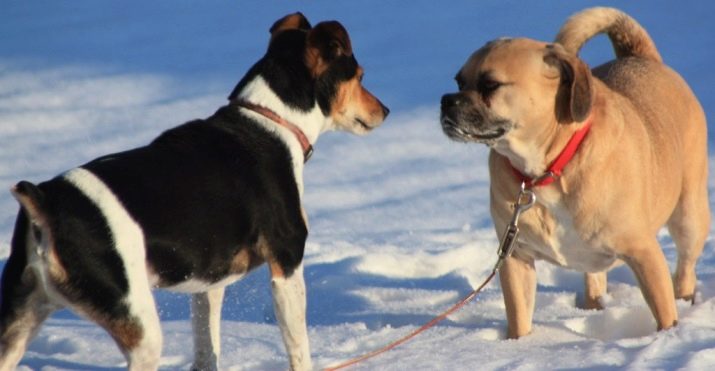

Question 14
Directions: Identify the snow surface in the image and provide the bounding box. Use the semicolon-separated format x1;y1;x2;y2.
1;1;714;370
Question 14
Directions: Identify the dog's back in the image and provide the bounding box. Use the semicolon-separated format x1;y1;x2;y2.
555;7;706;164
557;7;709;306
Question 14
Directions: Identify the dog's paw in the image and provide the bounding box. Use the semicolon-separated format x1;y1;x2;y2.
676;292;696;305
575;292;604;310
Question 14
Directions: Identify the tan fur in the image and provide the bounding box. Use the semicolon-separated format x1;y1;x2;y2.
330;68;386;133
103;318;144;351
46;247;68;285
229;248;261;275
445;7;709;338
302;21;387;134
583;272;606;310
555;7;662;62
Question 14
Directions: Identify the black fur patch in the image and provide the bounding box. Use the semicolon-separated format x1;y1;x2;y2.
316;55;359;114
228;29;360;118
83;105;307;284
37;178;132;319
0;210;32;328
228;30;315;111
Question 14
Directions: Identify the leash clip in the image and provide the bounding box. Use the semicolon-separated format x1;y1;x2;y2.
494;181;536;271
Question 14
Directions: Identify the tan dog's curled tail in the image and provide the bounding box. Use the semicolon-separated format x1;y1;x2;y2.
555;7;662;63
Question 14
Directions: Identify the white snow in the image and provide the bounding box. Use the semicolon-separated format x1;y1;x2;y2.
1;1;714;370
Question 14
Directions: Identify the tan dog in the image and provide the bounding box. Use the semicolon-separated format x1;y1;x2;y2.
440;7;709;338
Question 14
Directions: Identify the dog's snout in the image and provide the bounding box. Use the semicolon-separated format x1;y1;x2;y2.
380;102;390;118
441;93;468;109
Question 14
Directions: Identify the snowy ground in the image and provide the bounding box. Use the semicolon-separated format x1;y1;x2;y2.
1;1;714;370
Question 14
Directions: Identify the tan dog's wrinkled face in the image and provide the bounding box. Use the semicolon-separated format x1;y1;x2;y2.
440;38;592;148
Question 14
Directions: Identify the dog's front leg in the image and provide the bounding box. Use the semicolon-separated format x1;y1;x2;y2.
191;287;226;371
270;262;312;371
582;272;607;310
499;253;536;339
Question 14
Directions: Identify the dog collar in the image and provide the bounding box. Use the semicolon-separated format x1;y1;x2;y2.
512;119;592;188
235;100;314;163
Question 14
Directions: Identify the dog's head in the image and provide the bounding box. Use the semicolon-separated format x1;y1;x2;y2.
230;13;388;134
440;38;593;147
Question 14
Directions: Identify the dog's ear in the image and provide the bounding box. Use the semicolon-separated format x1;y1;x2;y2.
269;12;311;39
305;21;353;77
545;44;593;123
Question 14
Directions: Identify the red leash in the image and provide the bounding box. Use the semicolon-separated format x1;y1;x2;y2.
325;120;593;369
323;269;497;371
323;182;538;370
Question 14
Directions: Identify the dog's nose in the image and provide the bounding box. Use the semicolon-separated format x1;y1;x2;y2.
441;93;468;109
380;102;390;118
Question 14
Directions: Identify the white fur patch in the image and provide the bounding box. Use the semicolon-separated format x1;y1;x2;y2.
64;168;152;311
63;168;161;363
271;263;311;371
237;76;330;143
494;139;550;178
165;274;245;294
523;190;619;272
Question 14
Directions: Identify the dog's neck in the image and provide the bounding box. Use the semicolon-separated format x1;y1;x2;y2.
233;76;332;195
234;100;314;162
497;119;592;181
233;76;332;149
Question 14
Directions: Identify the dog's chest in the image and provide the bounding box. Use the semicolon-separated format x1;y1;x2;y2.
517;190;618;272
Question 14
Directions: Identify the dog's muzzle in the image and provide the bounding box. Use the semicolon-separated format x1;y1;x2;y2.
440;93;507;143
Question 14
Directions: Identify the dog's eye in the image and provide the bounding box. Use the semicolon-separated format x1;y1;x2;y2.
477;78;501;95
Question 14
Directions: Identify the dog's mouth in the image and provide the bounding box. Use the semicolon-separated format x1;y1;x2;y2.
355;117;372;131
441;115;507;143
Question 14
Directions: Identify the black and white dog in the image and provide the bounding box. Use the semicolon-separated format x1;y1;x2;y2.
0;13;388;371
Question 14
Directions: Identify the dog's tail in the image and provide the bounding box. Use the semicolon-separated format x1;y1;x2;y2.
8;181;53;264
555;7;662;63
2;182;51;318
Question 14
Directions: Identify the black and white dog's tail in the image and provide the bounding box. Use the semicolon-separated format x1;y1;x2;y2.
0;181;57;369
8;181;54;273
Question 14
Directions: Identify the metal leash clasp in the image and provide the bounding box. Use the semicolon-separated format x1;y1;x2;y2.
494;181;536;271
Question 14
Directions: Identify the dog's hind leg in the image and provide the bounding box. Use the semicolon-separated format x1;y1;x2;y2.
668;174;710;303
64;246;161;371
1;185;60;370
621;237;678;330
270;261;311;371
90;290;162;371
0;266;56;371
61;168;162;370
191;287;225;371
0;248;57;371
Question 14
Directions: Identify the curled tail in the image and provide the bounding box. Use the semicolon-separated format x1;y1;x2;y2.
555;7;662;63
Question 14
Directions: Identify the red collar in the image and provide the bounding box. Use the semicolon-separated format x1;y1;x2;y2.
235;100;314;163
512;120;592;188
